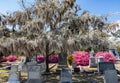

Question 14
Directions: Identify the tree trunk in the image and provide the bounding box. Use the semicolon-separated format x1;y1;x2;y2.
45;41;49;72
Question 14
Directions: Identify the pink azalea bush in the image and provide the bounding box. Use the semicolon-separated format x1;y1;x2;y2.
37;55;45;63
73;51;90;66
95;52;116;63
7;55;17;62
48;55;58;63
0;56;7;62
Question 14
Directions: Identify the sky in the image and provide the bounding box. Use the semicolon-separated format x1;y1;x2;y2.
0;0;120;22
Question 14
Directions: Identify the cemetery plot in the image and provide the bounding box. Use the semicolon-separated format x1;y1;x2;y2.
98;62;115;74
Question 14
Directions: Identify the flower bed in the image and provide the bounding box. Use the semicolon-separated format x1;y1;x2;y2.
73;51;90;66
7;55;17;62
37;55;45;63
0;56;7;62
48;55;58;63
95;52;116;63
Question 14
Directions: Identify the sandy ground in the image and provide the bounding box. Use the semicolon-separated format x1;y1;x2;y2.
0;61;120;83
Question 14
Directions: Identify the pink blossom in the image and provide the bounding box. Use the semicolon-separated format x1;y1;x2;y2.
48;55;58;63
7;55;17;62
37;55;45;63
73;51;90;66
95;52;116;63
0;56;7;62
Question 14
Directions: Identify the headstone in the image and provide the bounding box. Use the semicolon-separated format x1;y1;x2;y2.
27;65;41;83
8;65;20;83
18;57;26;71
109;48;119;59
11;64;18;72
98;62;115;74
89;57;97;68
31;56;37;63
96;57;104;64
60;68;72;83
58;52;67;66
72;62;77;69
57;52;68;73
104;70;118;83
27;62;46;83
27;62;46;74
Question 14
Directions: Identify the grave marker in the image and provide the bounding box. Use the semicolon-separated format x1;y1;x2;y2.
96;57;104;64
109;48;119;59
60;68;72;83
7;65;20;83
98;62;115;74
89;57;97;68
104;70;118;83
27;65;41;83
27;62;46;83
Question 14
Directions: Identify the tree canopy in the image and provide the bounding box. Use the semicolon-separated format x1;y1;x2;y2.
0;0;110;57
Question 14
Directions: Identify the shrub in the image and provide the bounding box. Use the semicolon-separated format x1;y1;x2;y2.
37;55;45;63
0;56;7;62
95;52;116;63
7;55;17;62
67;55;73;65
73;51;90;66
48;55;58;63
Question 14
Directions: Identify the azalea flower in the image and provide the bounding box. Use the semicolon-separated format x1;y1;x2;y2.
48;55;58;63
7;55;17;62
37;55;45;63
95;52;116;63
0;56;7;62
73;51;90;66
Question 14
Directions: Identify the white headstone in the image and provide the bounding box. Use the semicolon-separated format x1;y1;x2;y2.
96;57;104;64
27;63;44;83
104;70;118;83
28;65;41;79
8;67;20;83
60;68;72;83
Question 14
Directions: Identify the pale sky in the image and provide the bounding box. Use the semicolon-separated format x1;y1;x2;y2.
0;0;120;22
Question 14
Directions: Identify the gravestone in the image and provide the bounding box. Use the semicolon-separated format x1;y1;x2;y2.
7;65;20;83
58;52;67;66
11;64;18;72
57;52;68;73
60;68;72;83
8;72;20;83
27;62;46;83
72;62;77;69
18;57;26;71
109;48;119;59
98;62;115;74
89;57;97;68
27;65;41;83
104;70;118;83
27;62;46;73
31;56;37;63
96;57;104;64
